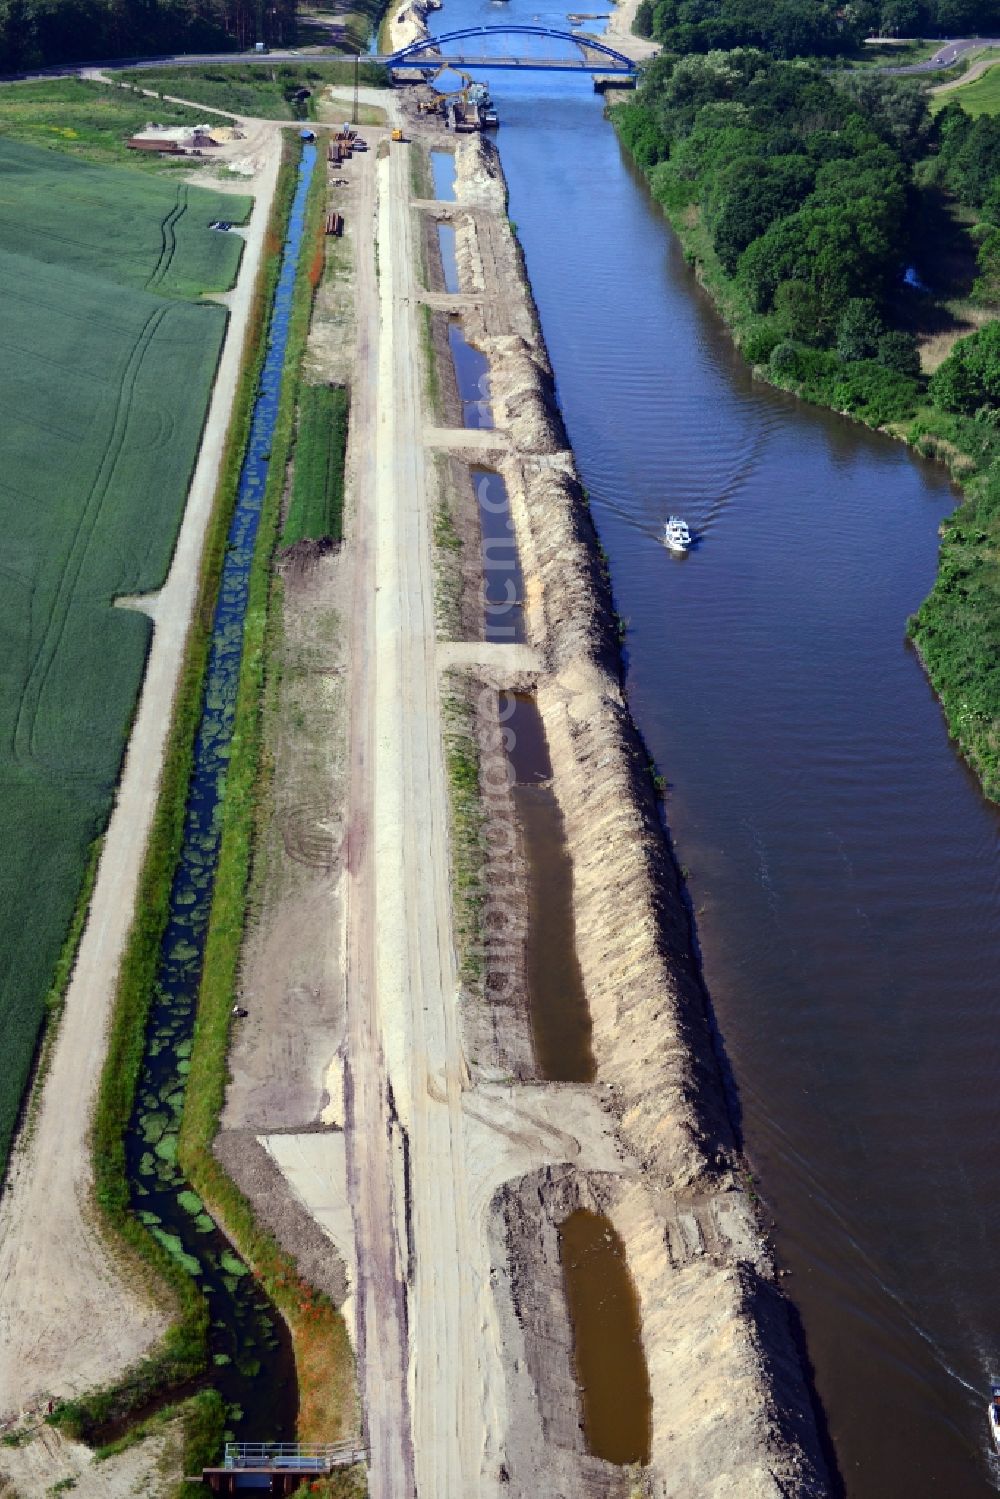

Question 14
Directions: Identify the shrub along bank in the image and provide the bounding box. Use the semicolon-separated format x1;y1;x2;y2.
614;50;1000;801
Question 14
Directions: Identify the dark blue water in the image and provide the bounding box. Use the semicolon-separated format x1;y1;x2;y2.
123;143;318;1442
449;321;493;427
428;8;1000;1495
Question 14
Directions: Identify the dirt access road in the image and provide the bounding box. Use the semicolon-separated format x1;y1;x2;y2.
341;127;489;1497
326;125;625;1498
0;123;283;1423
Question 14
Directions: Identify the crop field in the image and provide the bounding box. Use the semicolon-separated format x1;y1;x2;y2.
0;136;252;1174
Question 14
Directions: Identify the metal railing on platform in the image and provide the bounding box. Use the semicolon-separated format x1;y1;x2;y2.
222;1441;366;1472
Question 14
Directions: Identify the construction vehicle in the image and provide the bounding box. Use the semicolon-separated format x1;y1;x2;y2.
391;128;405;142
420;63;498;130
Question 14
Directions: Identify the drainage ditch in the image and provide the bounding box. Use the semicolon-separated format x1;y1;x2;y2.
449;321;493;429
121;145;321;1442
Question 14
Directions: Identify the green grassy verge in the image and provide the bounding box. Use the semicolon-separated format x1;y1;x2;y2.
178;134;358;1455
933;55;1000;116
282;384;350;545
441;679;485;991
0;76;225;167
420;302;442;418
121;61;387;120
53;140;303;1453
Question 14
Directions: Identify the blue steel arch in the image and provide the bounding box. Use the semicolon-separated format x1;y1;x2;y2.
387;24;638;69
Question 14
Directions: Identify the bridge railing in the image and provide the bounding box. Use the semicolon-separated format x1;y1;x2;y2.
222;1441;365;1471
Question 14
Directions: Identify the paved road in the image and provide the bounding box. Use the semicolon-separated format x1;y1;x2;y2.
1;39;637;81
883;35;1000;73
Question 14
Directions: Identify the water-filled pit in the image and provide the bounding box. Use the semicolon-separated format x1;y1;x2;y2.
503;693;593;1081
431;149;457;201
449;321;493;429
557;1207;652;1465
437;221;460;294
472;466;524;643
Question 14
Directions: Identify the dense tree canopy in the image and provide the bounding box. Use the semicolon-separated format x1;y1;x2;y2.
0;0;295;71
633;0;1000;57
616;52;915;347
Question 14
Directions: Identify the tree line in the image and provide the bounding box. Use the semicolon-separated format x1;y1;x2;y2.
633;0;1000;59
615;50;1000;424
0;0;295;72
614;45;1000;800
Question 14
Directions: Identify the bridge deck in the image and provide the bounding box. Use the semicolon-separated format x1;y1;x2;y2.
379;52;634;70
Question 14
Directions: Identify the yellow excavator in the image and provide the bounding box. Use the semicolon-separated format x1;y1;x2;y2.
417;63;497;128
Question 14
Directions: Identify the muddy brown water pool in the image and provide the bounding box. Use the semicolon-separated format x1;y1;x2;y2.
430;8;1000;1493
504;694;593;1082
558;1208;652;1465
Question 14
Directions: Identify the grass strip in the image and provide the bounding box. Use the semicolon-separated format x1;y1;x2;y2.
441;676;486;991
420;302;441;418
54;138;303;1449
282;384;350;545
179;135;358;1453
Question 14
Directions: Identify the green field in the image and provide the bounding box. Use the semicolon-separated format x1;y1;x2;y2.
120;61;388;121
937;58;1000;115
0;136;252;1174
0;76;233;167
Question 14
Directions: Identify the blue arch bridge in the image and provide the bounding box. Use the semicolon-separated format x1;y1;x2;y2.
375;24;639;72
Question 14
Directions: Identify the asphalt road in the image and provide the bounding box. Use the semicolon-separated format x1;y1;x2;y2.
884;34;1000;72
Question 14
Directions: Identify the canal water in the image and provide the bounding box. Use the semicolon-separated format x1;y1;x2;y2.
122;145;319;1442
427;9;1000;1495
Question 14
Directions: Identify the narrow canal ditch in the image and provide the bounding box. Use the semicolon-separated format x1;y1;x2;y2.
121;144;320;1444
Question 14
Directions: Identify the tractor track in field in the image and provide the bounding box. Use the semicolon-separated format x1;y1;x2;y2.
146;183;188;291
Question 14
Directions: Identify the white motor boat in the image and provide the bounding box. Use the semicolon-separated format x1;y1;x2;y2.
989;1384;1000;1453
663;515;692;553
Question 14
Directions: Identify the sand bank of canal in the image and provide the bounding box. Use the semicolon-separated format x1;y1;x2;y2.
431;131;834;1496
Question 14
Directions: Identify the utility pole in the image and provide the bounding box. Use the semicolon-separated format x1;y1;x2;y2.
353;50;360;126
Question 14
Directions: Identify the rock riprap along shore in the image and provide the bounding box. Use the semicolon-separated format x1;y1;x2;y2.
445;133;833;1498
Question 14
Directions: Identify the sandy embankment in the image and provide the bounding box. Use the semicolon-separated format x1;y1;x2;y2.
447;135;831;1497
